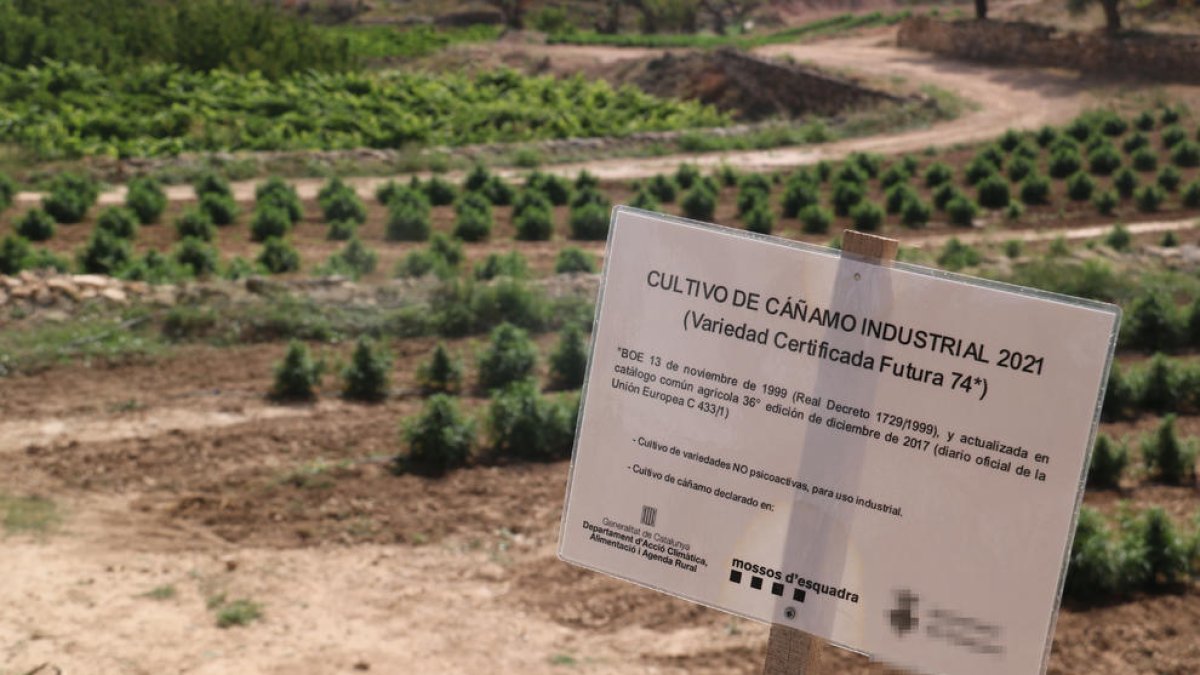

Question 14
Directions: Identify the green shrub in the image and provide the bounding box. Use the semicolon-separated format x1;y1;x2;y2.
1131;147;1158;172
738;172;771;197
375;179;402;205
1093;189;1118;215
1125;291;1181;352
899;198;931;229
1158;166;1182;192
850;201;883;232
1066;116;1093;141
16;209;56;242
1089;433;1128;489
513;189;550;219
317;177;352;206
398;395;474;475
1183;181;1200;208
963;157;997;186
1100;114;1128;137
172;237;219;277
1137;353;1177;413
327;219;357;241
1113;167;1139;198
1019;174;1051;205
976;175;1010;209
77;229;132;275
879;164;909;189
681;183;717;221
477;322;538;391
197;195;237;228
1006;156;1034;183
550;324;589;390
924;162;954;188
0;172;15;212
833;163;867;186
799;205;832;234
1003;239;1022;259
341;337;390;402
323;237;377;279
464;164;492;193
1087;144;1122;175
1134;111;1156;131
250;206;291;242
96;207;138;240
715;163;739;187
646;174;677;204
1137;508;1192;587
570;186;609;211
555;247;596;274
423;175;458;206
1135;184;1164;212
1124;132;1151;154
1048;149;1082;179
1161;230;1180;247
674;163;700;190
1160;106;1182;125
1162;125;1188;149
0;235;31;275
221;256;259;281
736;185;767;218
887;184;921;214
574;170;599;192
1066;172;1095;201
848;152;882;179
487;380;575;461
175;208;216;241
743;202;774;235
514;204;554;241
1171;140;1200;168
628;188;660;212
830;181;864;217
1101;364;1135;421
569;202;609;240
454;194;493;242
936;237;980;271
417;343;464;394
126;177;167;224
1035;125;1058;148
931;183;961;211
946;197;978;227
474;251;528;281
194;172;232;199
779;178;818;218
1141;415;1197;485
320;190;366;224
481;175;515;205
255;177;302;223
270;341;323;402
42;173;99;224
385;198;432;242
257;237;300;274
1064;507;1118;600
1047;235;1070;257
1050;136;1079;154
1104;223;1131;251
998;128;1022;152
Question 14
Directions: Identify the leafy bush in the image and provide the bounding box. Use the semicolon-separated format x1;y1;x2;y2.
963;157;997;186
681;183;717;221
194;172;231;199
850;201;883;232
417;343;464;394
327;219;357;241
899;197;931;229
1064;507;1118;601
830;181;865;217
454;193;493;242
1019;174;1051;205
976;175;1010;209
555;247;596;274
175;208;216;241
1183;181;1200;208
255;177;302;223
550;324;589;390
1087;144;1122;176
514;204;554;241
1161;231;1180;247
77;229;132;274
395;233;463;279
924;162;954;187
570;186;609;211
1138;353;1177;413
832;163;867;186
126;177;167;224
887;184;921;214
1067;172;1095;201
0;235;30;274
946;197;978;227
1162;125;1188;149
646;174;677;204
320;190;366;224
323;237;378;279
423;175;458;206
474;251;528;281
879;164;909;189
1099;114;1128;137
1006;156;1034;183
1093;189;1118;215
198;193;238;226
931;183;961;212
527;171;572;206
569;202;609;240
1066;116;1093;141
385;196;432;242
799;205;832;234
628;188;660;212
341;337;390;402
1160;106;1182;125
1135;185;1164;213
1035;125;1058;148
1125;291;1181;352
1048;149;1081;179
96;207;138;240
674;163;700;190
1158;166;1182;192
16;209;56;242
1131;147;1158;172
398;395;474;475
1134;111;1156;131
1113;167;1139;198
736;185;767;218
998;128;1022;152
574;170;599;192
1104;223;1131;251
1171;141;1200;168
743;202;775;235
477;322;538;391
1003;239;1022;259
482;175;515;206
250;206;291;242
936;237;980;271
1124;132;1150;155
0;172;15;212
848;152;882;179
1136;507;1192;587
375;180;402;205
487;380;575;461
270;341;323;402
1101;364;1135;421
172;237;219;276
257;237;300;274
1141;415;1197;485
715;163;739;187
780;178;819;218
1087;435;1127;490
42;172;99;224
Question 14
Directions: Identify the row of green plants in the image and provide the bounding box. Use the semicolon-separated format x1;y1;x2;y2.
1104;354;1200;421
1066;504;1200;601
1087;415;1198;488
0;61;729;159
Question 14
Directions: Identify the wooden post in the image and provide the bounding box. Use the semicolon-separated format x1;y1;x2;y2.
762;229;898;675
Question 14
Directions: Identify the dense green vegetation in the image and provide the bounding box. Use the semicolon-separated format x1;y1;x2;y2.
0;63;728;159
324;24;501;61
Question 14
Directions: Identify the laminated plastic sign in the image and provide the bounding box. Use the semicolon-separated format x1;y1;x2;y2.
558;207;1120;675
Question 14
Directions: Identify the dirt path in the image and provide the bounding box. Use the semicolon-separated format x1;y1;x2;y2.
13;32;1098;206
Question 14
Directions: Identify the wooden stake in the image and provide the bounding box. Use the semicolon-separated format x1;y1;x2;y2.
761;229;898;675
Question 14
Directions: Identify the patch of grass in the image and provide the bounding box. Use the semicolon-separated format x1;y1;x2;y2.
213;597;263;628
0;308;166;377
549;653;578;666
144;584;177;600
275;459;350;490
1;493;59;534
326;24;501;61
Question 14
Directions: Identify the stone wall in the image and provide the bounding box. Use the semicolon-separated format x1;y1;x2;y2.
897;16;1200;84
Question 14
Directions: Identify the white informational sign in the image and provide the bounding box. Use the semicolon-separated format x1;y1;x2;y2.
559;208;1120;675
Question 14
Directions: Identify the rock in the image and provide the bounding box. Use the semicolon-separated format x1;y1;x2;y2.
45;278;80;300
73;275;110;289
0;290;7;306
100;288;128;304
